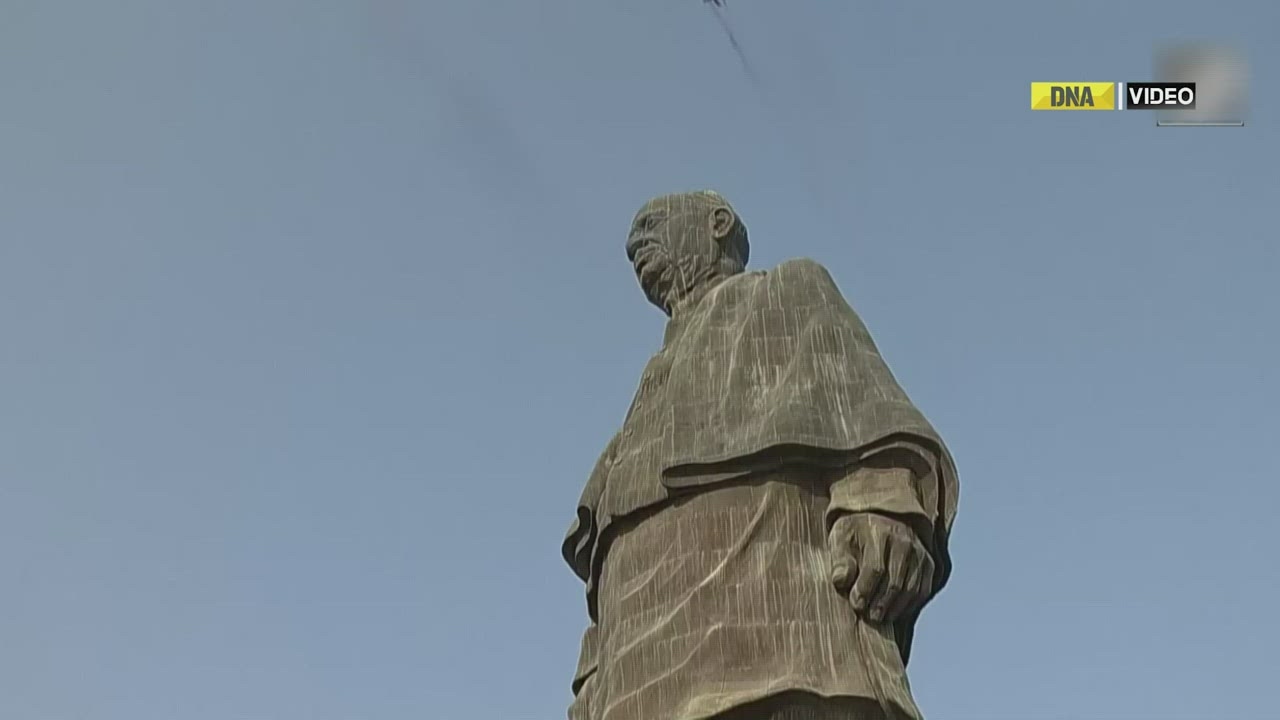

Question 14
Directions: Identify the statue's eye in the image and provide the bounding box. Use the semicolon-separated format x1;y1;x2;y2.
633;212;666;234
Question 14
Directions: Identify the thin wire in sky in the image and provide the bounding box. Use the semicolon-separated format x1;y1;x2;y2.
704;1;762;90
701;1;856;244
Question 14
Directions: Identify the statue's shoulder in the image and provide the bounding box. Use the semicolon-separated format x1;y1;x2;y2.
711;259;840;309
764;257;840;292
770;257;832;277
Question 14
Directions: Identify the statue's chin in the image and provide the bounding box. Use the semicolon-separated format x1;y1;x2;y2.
638;264;672;311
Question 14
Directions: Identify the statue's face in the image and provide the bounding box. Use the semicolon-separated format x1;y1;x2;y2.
626;193;740;313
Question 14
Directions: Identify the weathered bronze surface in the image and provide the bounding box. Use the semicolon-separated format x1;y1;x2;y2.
563;191;959;720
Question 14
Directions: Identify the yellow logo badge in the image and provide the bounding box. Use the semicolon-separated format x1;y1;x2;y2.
1030;83;1116;110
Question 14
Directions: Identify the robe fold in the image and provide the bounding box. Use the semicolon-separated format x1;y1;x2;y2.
563;259;959;720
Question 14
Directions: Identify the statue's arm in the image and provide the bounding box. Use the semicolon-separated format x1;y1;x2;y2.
563;434;621;707
824;441;947;625
568;622;599;716
824;442;937;545
562;506;595;585
563;432;622;585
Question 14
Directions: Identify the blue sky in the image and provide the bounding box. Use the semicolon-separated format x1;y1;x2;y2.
1;1;1276;718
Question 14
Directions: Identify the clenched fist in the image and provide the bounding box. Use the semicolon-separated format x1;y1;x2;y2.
828;512;934;624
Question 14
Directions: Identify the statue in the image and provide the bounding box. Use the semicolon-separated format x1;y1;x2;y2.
563;191;960;720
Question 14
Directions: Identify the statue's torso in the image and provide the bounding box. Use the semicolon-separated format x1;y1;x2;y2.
586;259;941;531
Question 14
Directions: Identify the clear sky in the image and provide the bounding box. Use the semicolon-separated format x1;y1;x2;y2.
2;1;1276;718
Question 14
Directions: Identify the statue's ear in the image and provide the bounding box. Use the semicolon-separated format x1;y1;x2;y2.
710;206;736;240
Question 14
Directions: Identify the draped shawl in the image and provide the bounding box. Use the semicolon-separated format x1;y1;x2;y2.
563;258;959;658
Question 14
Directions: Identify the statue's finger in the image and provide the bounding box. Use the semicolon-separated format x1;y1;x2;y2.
827;514;857;548
883;552;924;623
827;517;859;593
850;542;886;615
869;540;908;623
830;554;857;594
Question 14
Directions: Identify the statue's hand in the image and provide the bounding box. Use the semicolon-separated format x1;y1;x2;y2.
828;512;934;624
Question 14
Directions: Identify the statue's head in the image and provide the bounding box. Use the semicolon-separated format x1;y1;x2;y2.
625;190;750;315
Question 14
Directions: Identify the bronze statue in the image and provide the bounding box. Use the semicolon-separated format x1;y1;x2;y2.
563;191;959;720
